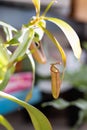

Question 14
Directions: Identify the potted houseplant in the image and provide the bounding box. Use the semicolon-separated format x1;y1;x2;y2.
0;0;82;130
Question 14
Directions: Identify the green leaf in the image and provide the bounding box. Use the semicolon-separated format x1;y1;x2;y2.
6;31;22;46
42;98;70;110
0;115;13;130
26;105;52;130
32;0;40;16
64;66;87;92
44;17;82;59
3;26;13;41
0;21;17;32
0;66;15;91
0;44;12;89
25;50;35;101
71;99;87;110
0;44;10;66
43;98;87;111
39;25;66;67
0;91;52;130
9;28;34;63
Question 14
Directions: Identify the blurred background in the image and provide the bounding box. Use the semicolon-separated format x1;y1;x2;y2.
0;0;87;130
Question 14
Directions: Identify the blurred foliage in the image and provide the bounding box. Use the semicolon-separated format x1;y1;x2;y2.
65;65;87;93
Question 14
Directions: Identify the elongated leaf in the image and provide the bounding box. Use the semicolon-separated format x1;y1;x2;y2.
44;17;82;59
6;30;22;46
42;98;70;110
43;98;87;111
9;28;34;63
0;115;13;130
3;27;13;41
39;25;66;66
0;21;17;32
32;0;40;16
71;99;87;110
0;66;15;91
42;98;87;130
0;44;12;90
0;91;52;130
25;50;35;101
0;44;10;66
